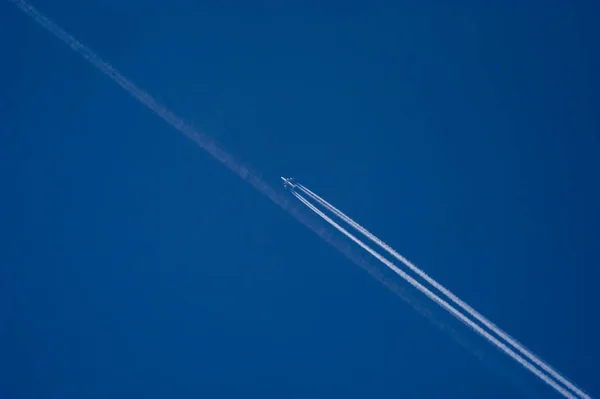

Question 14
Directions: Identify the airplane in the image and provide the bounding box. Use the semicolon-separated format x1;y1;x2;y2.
281;177;297;190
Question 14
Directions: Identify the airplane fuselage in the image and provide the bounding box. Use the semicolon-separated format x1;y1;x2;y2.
281;177;297;190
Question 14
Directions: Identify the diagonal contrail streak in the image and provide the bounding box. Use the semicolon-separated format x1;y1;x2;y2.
5;0;489;372
7;1;588;397
292;190;580;399
296;183;589;399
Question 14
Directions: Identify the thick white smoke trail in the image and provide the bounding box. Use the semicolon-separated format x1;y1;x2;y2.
8;1;588;397
292;190;581;399
296;184;590;399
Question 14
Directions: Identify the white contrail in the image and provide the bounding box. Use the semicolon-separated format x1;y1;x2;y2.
8;1;587;396
3;0;474;358
293;190;580;399
296;183;589;399
4;0;482;369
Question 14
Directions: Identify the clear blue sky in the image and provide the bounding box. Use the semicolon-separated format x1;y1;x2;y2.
1;1;598;398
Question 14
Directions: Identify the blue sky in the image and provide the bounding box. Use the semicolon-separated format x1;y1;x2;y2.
1;1;599;398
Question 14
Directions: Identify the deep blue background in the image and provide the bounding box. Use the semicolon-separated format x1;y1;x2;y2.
1;1;598;398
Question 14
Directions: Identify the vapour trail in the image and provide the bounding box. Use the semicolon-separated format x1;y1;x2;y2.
4;0;486;362
3;0;473;348
5;1;579;397
297;183;589;399
292;190;579;399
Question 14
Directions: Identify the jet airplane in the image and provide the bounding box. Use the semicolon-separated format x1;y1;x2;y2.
281;177;297;190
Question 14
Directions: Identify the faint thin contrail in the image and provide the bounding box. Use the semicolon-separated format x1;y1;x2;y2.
296;183;589;399
4;0;483;362
292;190;579;399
